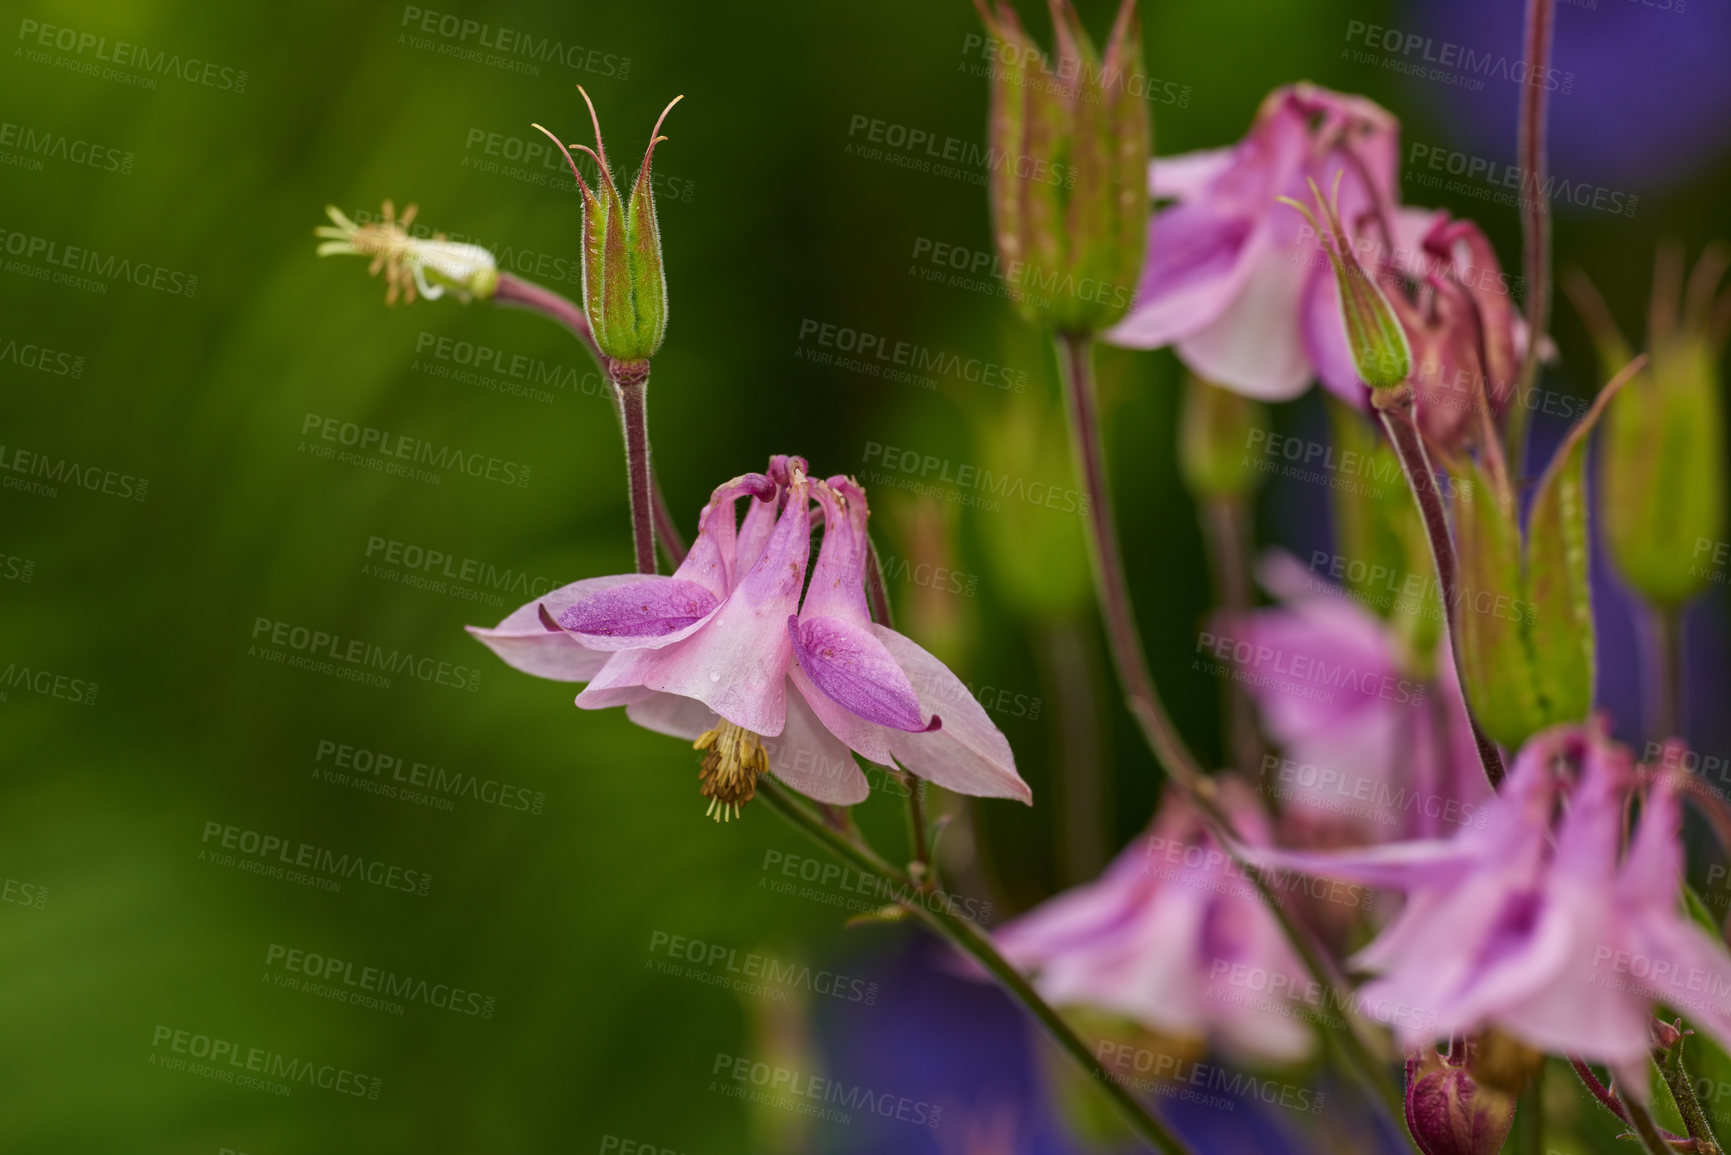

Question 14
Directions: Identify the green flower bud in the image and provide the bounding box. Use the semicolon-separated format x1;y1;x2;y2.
1280;177;1411;388
975;0;1149;334
1454;363;1638;750
1568;249;1728;607
535;89;682;365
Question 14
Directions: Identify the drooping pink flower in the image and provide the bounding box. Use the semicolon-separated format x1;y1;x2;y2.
1246;723;1731;1096
991;781;1316;1064
469;456;1028;819
1222;553;1491;841
1303;208;1523;448
1107;83;1399;400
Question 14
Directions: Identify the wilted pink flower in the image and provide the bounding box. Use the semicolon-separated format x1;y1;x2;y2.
992;781;1315;1063
1222;553;1490;841
1304;208;1522;448
1107;83;1399;400
1249;723;1731;1095
470;456;1028;819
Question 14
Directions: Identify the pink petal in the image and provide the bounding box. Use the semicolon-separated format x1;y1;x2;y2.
761;691;869;805
623;690;716;740
466;573;643;681
790;615;928;732
787;663;895;765
556;577;720;650
1107;199;1258;350
1478;887;1652;1070
1149;147;1235;201
1174;220;1314;400
872;625;1030;804
636;474;813;735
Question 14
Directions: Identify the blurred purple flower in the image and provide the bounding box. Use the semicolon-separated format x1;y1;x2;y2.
992;780;1315;1064
470;455;1028;818
1249;722;1731;1095
1222;553;1492;841
1107;83;1399;400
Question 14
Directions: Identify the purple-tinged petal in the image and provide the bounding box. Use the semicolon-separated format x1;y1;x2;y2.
790;615;928;733
1173;215;1315;400
994;848;1158;972
575;645;664;710
636;470;813;736
1149;147;1234;201
680;472;775;596
1474;887;1651;1070
871;624;1029;804
787;663;895;766
556;577;720;650
1619;770;1685;908
800;476;873;623
1107;199;1258;350
760;692;869;805
467;573;643;681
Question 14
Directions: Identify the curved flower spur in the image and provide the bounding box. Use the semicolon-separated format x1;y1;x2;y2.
469;457;1029;820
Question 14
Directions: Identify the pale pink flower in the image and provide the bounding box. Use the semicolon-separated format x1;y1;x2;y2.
992;781;1315;1064
1249;723;1731;1096
1107;83;1399;400
470;456;1028;819
1222;553;1491;841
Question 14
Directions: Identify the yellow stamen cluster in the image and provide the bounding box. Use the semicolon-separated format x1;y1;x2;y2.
694;719;770;822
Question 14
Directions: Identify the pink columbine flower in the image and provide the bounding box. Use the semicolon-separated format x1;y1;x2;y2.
1303;207;1523;448
991;780;1315;1064
469;456;1028;820
1107;83;1399;400
1247;722;1731;1096
1222;553;1491;841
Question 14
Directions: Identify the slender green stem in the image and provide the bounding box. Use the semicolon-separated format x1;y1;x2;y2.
1516;1063;1544;1155
1375;389;1508;789
754;778;1194;1155
1569;1056;1690;1153
1053;332;1411;1136
1661;1032;1724;1153
1627;1092;1685;1155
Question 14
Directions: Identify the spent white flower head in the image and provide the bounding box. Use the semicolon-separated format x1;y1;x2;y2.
315;200;498;305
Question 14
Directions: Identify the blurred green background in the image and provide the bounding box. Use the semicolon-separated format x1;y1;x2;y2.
4;0;1729;1151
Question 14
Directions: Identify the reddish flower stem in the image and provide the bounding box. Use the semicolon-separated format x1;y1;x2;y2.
1569;1057;1693;1153
611;364;658;575
1053;332;1412;1137
1374;388;1508;789
1507;0;1557;477
494;272;602;362
493;272;688;569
